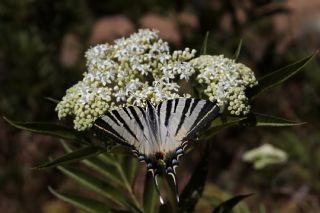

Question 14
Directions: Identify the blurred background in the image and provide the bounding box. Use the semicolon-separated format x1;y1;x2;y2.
0;0;319;212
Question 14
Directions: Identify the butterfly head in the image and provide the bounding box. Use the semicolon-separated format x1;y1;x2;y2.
144;147;183;175
155;151;166;167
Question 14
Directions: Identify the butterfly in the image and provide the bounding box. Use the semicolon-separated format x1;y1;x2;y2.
92;98;219;204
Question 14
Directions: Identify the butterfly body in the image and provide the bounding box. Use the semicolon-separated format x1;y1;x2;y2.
93;98;219;203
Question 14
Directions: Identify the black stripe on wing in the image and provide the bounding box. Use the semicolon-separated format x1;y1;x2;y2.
175;98;192;135
128;106;144;131
185;100;219;140
93;118;130;147
164;99;173;126
111;110;139;141
156;98;220;143
146;100;159;137
92;106;147;149
189;99;200;115
173;99;179;113
123;107;132;119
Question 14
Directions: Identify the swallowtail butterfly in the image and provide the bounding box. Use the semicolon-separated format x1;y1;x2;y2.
92;98;219;203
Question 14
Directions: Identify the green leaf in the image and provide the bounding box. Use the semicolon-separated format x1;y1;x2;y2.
247;53;316;99
44;96;59;104
201;111;303;141
109;145;133;155
143;172;158;213
63;143;142;212
201;115;246;140
233;39;243;61
3;117;90;144
179;145;209;213
103;154;142;212
35;146;102;169
48;186;110;213
97;154;137;192
120;155;138;185
239;113;306;127
57;166;142;213
212;194;253;213
201;32;210;55
209;115;245;129
83;157;126;188
61;142;126;188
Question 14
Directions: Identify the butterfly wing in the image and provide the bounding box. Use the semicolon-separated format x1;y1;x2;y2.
156;98;219;151
178;98;220;141
93;106;155;154
155;98;219;203
93;98;219;154
144;101;162;153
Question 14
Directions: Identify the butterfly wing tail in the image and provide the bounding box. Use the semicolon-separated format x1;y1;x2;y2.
151;171;165;205
166;169;179;203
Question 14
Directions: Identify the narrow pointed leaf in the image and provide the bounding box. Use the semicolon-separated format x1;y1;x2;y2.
62;142;126;187
179;146;209;212
233;39;243;61
212;194;253;213
120;156;138;185
48;186;110;213
44;97;59;104
63;144;142;211
201;32;210;55
35;146;102;169
103;154;141;210
209;115;245;129
247;53;316;98
239;113;306;127
98;154;133;189
143;172;158;213
110;145;133;155
201;116;246;140
98;153;117;165
3;117;90;144
57;166;141;213
83;157;126;188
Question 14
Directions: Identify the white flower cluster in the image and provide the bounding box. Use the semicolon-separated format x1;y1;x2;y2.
190;55;258;115
56;29;259;131
56;29;196;130
242;143;288;170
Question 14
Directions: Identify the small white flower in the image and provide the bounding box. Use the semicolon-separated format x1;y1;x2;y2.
191;55;258;115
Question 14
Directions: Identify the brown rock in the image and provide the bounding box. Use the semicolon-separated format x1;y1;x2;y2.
89;15;135;45
140;14;181;45
178;12;199;30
